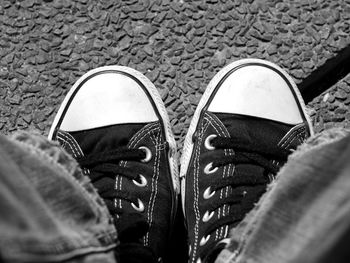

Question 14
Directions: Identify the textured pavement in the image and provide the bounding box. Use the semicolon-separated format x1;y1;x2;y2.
0;0;350;150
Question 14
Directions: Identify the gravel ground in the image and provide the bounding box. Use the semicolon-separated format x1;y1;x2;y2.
309;73;350;132
0;0;350;150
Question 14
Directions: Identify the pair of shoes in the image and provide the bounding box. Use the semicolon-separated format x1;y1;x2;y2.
49;59;313;263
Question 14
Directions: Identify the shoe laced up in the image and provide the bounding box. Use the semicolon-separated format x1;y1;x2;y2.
195;134;290;262
77;146;161;263
49;66;179;263
182;59;313;263
76;146;152;219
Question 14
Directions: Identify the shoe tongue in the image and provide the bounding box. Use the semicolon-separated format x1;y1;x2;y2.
67;123;148;155
213;112;302;155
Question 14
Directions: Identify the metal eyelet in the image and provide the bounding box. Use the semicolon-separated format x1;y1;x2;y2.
131;198;145;212
203;187;215;199
132;174;147;187
204;134;217;150
268;173;275;182
202;210;215;222
199;235;210;246
139;146;152;163
204;162;218;174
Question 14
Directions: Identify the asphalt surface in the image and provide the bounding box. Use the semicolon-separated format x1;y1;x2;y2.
0;0;350;150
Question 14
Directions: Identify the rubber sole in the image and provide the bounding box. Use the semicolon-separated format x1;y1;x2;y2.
48;65;179;194
180;58;314;208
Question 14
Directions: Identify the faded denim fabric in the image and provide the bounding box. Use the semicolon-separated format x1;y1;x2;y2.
216;128;350;263
0;132;118;263
2;128;350;263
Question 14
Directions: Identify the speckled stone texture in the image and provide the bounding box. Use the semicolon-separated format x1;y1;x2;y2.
0;0;350;151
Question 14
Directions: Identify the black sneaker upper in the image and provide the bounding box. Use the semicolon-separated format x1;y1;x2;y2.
53;121;176;262
184;111;311;263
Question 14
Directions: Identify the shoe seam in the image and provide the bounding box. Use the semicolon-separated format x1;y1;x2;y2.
122;122;161;247
57;131;91;176
278;124;306;148
191;118;211;263
118;123;160;212
205;112;234;241
56;131;84;158
204;114;226;241
128;122;159;146
145;130;161;246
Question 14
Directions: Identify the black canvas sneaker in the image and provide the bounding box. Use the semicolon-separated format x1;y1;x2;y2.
180;58;313;263
49;66;179;262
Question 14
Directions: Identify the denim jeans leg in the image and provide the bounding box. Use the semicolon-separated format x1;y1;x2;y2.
0;132;118;263
216;128;350;263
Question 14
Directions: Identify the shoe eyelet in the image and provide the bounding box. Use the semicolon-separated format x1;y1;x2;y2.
199;235;210;246
204;162;218;174
202;210;215;222
268;173;275;182
203;187;215;199
131;198;145;212
132;174;147;187
204;134;217;150
139;146;152;163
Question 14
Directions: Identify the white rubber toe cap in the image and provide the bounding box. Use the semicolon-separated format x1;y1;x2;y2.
60;71;158;131
207;65;304;124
